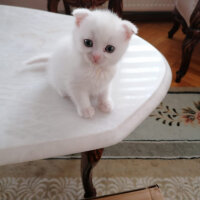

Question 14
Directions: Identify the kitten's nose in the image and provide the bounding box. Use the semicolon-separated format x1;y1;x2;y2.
92;54;101;63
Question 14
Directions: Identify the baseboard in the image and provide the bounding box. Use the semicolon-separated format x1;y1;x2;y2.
122;11;173;22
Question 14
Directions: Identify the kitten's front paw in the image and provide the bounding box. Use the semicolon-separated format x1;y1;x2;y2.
98;100;113;113
78;106;95;119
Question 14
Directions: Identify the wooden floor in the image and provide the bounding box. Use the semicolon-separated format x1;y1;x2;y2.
135;22;200;87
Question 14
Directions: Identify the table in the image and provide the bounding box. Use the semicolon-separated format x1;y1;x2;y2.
0;5;172;198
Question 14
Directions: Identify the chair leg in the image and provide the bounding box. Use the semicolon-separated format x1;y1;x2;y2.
168;9;181;38
81;148;104;198
176;36;198;82
168;20;180;38
47;0;60;13
108;0;123;17
63;0;71;15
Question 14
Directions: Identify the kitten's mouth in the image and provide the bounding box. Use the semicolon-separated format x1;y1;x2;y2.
89;58;100;66
87;54;102;65
92;60;100;65
85;55;102;66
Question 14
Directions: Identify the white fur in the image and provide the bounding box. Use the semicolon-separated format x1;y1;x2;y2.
27;9;137;118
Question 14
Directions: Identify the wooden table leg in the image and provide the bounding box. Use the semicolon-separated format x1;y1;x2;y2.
81;148;104;198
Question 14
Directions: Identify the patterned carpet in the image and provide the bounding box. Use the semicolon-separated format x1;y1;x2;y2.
0;159;200;200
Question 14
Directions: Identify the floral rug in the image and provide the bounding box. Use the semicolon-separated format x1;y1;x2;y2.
0;159;200;200
126;88;200;141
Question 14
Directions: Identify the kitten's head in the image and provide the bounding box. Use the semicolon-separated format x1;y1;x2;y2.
72;8;138;67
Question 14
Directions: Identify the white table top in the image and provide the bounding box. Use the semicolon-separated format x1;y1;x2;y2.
0;5;172;166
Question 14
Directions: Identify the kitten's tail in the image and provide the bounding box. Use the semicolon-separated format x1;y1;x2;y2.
19;54;50;72
25;55;49;65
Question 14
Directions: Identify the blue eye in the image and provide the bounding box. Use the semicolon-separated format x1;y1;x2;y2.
84;39;93;47
105;45;115;53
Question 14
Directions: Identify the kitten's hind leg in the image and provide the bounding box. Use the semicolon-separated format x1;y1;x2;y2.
70;90;95;119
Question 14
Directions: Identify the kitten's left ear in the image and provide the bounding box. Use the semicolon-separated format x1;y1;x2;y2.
72;8;91;27
122;20;138;40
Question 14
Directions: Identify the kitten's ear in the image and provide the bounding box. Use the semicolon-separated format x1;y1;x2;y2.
122;20;138;40
72;8;91;27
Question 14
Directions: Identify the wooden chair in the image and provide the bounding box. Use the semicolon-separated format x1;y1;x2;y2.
47;0;123;17
168;0;200;82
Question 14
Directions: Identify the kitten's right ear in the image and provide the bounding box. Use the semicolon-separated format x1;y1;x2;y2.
122;20;138;40
72;8;91;27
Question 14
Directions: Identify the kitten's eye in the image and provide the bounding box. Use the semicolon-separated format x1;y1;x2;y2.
84;39;93;47
105;45;115;53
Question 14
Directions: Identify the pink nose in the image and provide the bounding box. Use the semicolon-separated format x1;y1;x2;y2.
92;54;101;63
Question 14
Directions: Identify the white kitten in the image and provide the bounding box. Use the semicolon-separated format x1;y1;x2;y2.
26;9;138;119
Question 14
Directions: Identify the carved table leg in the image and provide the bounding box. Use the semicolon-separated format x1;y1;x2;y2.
81;148;104;198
